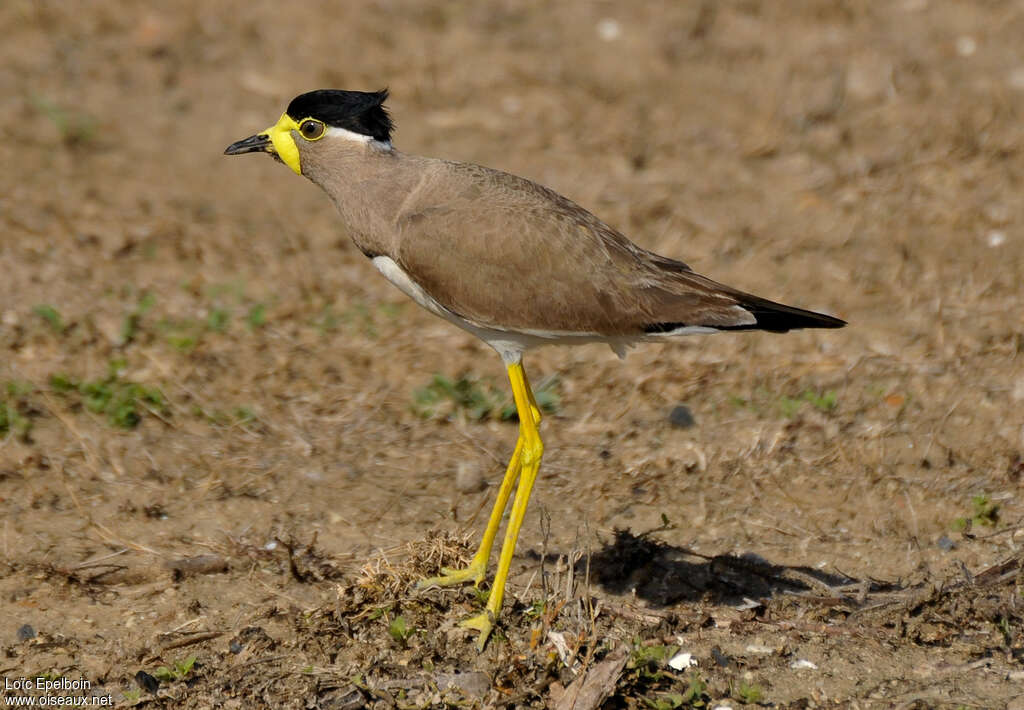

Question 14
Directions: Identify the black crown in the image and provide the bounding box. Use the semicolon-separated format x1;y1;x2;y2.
287;89;393;143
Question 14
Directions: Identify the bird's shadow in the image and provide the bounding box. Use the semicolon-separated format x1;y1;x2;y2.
529;527;894;608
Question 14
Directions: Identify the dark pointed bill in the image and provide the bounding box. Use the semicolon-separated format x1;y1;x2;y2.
224;133;272;156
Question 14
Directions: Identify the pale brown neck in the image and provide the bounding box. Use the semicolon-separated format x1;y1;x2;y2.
298;136;427;257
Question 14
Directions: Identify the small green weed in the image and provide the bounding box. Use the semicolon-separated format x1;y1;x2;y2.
731;388;837;418
207;307;230;332
122;689;141;703
120;291;156;346
5;381;34;398
413;374;505;421
388;616;415;645
997;616;1013;646
32;95;98;147
311;301;403;337
342;302;375;337
628;642;679;681
472;586;491;606
33;304;64;333
953;494;999;531
778;389;837;417
642;693;686;710
728;394;749;409
231;406;257;425
413;373;560;422
246;303;267;329
735;680;764;704
525;599;547;619
1;381;37;441
367;605;392;621
680;673;709;706
50;361;167;429
156;281;271;347
204;406;259;428
152;656;196;682
313;305;340;334
641;673;708;709
158;317;203;351
345;301;405;338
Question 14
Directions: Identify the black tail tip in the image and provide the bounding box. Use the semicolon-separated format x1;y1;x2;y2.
745;306;846;333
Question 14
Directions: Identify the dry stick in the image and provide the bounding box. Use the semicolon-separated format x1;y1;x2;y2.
976;518;1024;540
599;602;672;625
39;389;103;476
920;396;962;464
160;631;223;652
522;507;551;603
167;617;206;633
225;654;291;675
583;520;597;639
68;548;130;570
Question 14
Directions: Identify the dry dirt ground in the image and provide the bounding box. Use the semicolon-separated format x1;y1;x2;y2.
2;1;1023;708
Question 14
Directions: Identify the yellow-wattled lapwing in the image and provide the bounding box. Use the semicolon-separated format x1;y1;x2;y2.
225;89;845;649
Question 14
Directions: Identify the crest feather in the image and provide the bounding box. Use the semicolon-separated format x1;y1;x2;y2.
286;89;393;143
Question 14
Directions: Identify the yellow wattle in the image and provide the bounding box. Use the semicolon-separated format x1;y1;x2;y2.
263;113;302;175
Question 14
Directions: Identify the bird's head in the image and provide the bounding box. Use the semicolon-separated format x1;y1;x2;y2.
224;89;394;175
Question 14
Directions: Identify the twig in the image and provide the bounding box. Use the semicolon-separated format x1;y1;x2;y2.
159;631;223;652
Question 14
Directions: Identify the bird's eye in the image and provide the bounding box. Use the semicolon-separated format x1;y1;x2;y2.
299;119;325;140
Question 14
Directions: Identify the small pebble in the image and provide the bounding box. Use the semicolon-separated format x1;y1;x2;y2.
455;461;486;494
229;640;243;654
982;203;1010;225
668;404;696;429
596;18;621;41
936;535;956;551
790;659;818;670
1010;67;1024;90
955;35;977;57
711;646;731;668
1012;378;1024;403
17;624;36;642
134;670;159;693
165;555;229;577
500;95;521;115
668;651;696;670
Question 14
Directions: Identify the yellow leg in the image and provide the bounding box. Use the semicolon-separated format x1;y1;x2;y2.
521;367;543;426
461;361;544;650
417;436;524;588
417;366;544;590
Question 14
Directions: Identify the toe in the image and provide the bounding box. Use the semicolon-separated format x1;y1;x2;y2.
460;612;494;651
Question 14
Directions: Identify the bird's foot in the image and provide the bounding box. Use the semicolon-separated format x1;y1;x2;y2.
460;611;495;651
416;559;487;589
